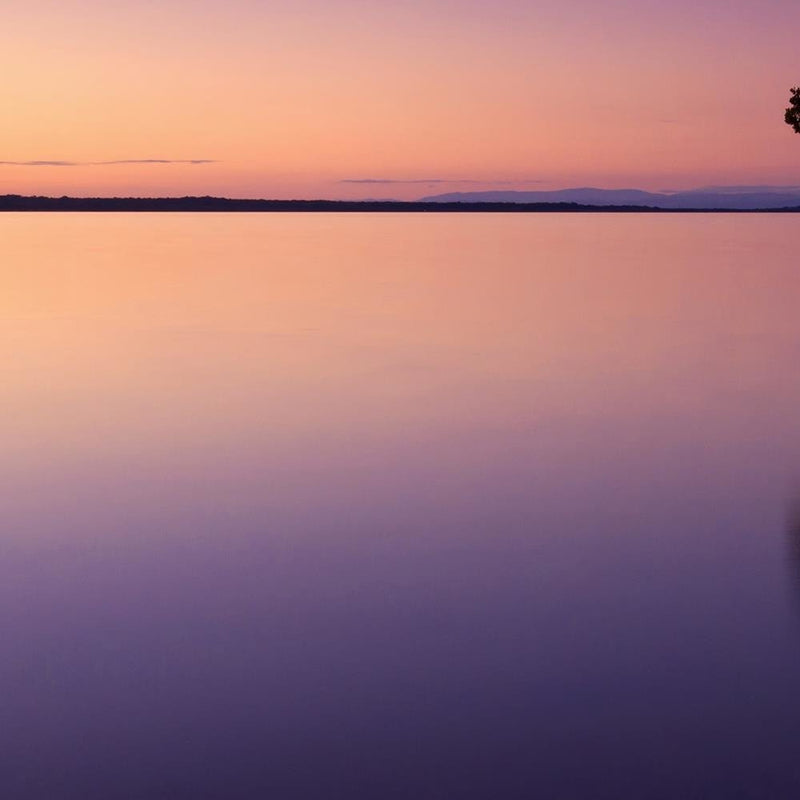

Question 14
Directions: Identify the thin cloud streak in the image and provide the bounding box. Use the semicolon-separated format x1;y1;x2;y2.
0;159;217;166
340;178;544;185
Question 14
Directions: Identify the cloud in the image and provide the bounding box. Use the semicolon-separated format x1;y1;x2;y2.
339;178;544;185
340;179;443;184
101;159;217;165
0;159;217;166
2;160;78;166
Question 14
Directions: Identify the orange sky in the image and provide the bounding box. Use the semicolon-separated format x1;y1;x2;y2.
3;0;800;199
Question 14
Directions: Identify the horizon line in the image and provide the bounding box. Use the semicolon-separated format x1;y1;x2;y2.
2;193;800;213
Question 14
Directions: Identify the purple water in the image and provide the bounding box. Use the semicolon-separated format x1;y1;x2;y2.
1;213;799;798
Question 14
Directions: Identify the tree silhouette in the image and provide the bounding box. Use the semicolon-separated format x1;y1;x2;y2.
786;87;800;133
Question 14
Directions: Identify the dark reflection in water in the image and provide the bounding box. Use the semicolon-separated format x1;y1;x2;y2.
786;498;800;609
1;214;800;799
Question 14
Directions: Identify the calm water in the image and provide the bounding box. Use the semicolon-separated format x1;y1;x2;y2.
2;213;800;799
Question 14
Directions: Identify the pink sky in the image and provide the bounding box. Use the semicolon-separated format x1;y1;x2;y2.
2;0;799;199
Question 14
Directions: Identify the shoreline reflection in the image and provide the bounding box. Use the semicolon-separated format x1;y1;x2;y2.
787;497;800;611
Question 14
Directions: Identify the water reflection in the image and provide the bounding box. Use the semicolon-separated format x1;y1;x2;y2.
787;497;800;608
1;213;800;798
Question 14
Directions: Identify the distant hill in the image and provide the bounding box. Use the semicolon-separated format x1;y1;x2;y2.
421;187;800;210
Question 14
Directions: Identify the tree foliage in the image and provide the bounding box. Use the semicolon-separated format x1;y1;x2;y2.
786;87;800;134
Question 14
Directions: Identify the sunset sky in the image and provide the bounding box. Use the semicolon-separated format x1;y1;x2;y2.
3;0;799;199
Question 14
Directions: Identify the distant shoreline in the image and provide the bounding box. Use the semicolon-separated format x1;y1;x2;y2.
2;195;800;212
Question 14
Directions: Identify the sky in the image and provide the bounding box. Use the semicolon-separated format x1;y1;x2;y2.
2;0;799;199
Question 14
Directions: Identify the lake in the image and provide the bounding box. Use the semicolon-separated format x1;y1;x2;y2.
1;213;799;798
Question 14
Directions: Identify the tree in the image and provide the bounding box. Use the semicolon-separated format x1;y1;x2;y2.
786;87;800;133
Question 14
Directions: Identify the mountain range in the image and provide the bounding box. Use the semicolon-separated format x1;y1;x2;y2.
420;186;800;209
